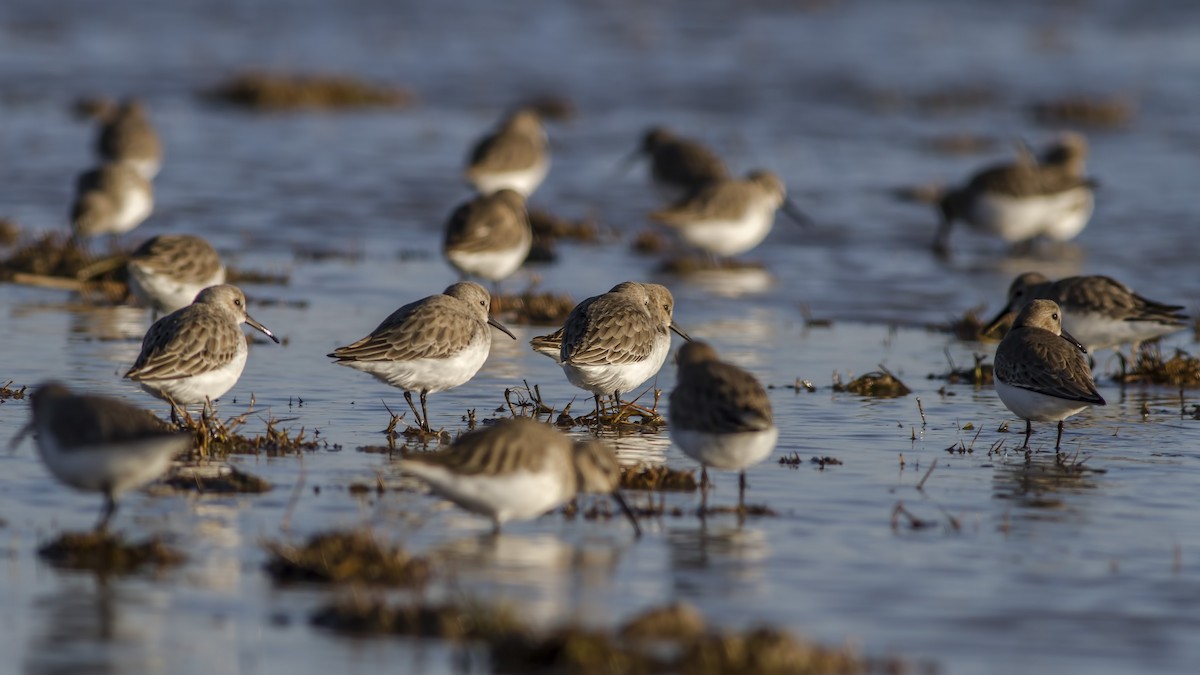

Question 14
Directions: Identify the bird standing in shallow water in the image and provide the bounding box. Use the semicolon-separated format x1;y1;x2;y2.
630;126;730;201
668;341;777;513
96;98;164;180
13;382;192;531
71;162;154;241
442;189;532;288
396;417;640;535
125;284;280;417
127;234;227;319
329;282;516;433
993;299;1106;450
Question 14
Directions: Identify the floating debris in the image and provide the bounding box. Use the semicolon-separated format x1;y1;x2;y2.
1030;95;1134;128
921;133;996;156
619;602;707;642
38;531;184;573
491;290;575;325
312;596;525;639
703;504;778;518
0;380;27;401
179;411;321;458
929;351;994;386
937;305;1003;343
1112;346;1200;387
264;530;432;586
619;464;698;492
833;366;912;397
631;228;671;255
163;464;271;494
204;72;415;110
225;265;291;286
0;232;129;301
529;209;604;246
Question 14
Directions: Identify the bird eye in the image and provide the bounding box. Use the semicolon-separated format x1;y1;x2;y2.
1052;312;1059;321
480;300;486;307
235;298;242;307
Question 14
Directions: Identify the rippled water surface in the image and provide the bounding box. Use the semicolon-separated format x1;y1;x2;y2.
3;1;1200;673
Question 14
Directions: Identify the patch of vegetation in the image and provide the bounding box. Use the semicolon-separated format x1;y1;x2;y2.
658;255;766;274
491;290;576;325
163;464;271;494
0;217;19;246
38;531;184;573
928;352;994;386
1030;95;1133;128
1111;345;1200;387
204;72;415;109
0;232;130;302
833;367;911;397
225;265;291;286
630;228;670;255
620;464;698;492
529;209;605;246
312;596;525;639
179;411;321;458
263;530;432;587
937;305;1003;343
0;380;27;401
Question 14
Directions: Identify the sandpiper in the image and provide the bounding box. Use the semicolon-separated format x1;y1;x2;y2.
556;282;690;418
994;299;1106;449
630;127;729;200
529;325;565;363
125;285;280;412
397;417;640;535
71;162;154;239
14;382;192;530
1038;132;1088;177
933;149;1096;254
443;189;532;285
650;169;811;259
669;341;777;510
464;108;549;197
329;281;516;433
127;234;227;319
985;272;1188;353
96;98;164;180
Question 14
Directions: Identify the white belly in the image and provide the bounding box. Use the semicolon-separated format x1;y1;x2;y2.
128;265;227;315
112;186;154;233
994;378;1091;422
674;206;775;257
468;159;549;198
671;426;778;471
1066;310;1183;352
338;337;490;394
968;188;1093;243
562;334;671;396
139;346;248;405
446;241;530;282
398;462;572;524
36;429;189;496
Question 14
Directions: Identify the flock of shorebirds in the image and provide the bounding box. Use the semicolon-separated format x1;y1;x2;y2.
12;101;1191;537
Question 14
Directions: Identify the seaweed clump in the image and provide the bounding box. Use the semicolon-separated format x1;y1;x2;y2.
38;532;185;574
620;464;698;492
833;367;912;397
939;305;1004;343
1030;95;1133;128
204;72;414;109
163;464;271;494
312;596;526;639
491;290;576;325
1111;346;1200;387
263;530;432;587
0;380;27;401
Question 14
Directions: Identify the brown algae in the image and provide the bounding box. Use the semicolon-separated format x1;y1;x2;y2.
163;464;271;494
38;531;185;573
620;464;699;492
491;290;576;325
263;530;432;586
1111;346;1200;387
204;72;414;109
833;367;912;397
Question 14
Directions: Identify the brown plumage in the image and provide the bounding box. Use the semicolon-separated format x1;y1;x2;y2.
97;99;163;179
31;383;175;451
638;127;729;195
669;342;774;435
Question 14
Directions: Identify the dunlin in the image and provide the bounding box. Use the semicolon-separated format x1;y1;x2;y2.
556;282;690;418
71;162;154;239
529;326;565;363
127;234;227;319
443;189;532;285
994;299;1106;449
1038;132;1088;177
650;169;810;258
934;149;1096;253
14;382;191;530
329;281;516;433
464;108;549;197
669;341;777;509
631;127;729;200
397;417;639;535
96;98;164;180
125;285;280;411
985;272;1188;353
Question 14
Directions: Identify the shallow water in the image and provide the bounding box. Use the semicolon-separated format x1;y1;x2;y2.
3;0;1200;673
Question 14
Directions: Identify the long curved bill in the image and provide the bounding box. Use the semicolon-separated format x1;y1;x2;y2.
611;490;642;539
781;198;814;228
245;314;281;344
488;316;517;340
1059;327;1088;354
669;322;691;341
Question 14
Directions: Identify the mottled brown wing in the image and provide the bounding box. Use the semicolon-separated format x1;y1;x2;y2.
1055;276;1186;322
126;307;241;380
561;295;657;366
654;142;728;188
670;361;773;433
651;179;753;224
47;394;177;449
468;132;540;173
969;163;1092;198
99;113;160;161
330;295;480;362
130;236;223;284
406;419;560;475
995;329;1105;404
444;198;526;252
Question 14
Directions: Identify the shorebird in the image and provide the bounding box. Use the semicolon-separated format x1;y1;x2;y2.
328;282;516;433
96;98;164;180
71;162;154;240
993;299;1106;449
464;108;549;197
13;382;192;530
127;234;227;319
629;126;729;200
442;189;532;286
669;341;777;511
397;417;639;535
985;272;1188;354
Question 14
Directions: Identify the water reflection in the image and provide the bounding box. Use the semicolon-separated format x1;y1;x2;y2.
666;523;770;597
991;453;1101;523
665;266;774;299
24;576;150;675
